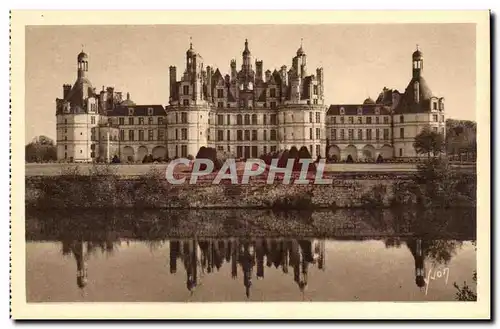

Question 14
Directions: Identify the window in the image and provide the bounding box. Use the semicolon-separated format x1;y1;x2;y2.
366;129;372;140
270;114;277;125
252;114;257;125
217;89;224;98
433;102;437;110
175;129;179;140
237;114;243;125
316;128;320;139
270;146;277;153
175;113;179;124
399;148;403;157
217;130;224;141
158;129;165;141
64;136;67;141
217;115;224;125
384;116;389;124
440;115;445;123
148;117;153;125
244;114;250;125
349;117;354;124
348;129;353;140
148;108;153;116
331;129;337;140
315;145;321;157
138;130;145;141
148;130;154;141
376;129;380;140
263;130;267;141
181;112;188;124
128;108;134;116
309;145;313;155
263;114;267;125
217;102;224;108
383;128;389;140
313;99;318;105
357;129;362;140
316;112;320;123
400;115;404;123
227;115;231;125
64;145;67;150
432;127;438;133
309;112;313;123
158;117;164;125
313;85;318;95
270;88;276;98
263;146;267;154
309;128;313;140
440;127;445;135
357;117;362;124
120;130;125;141
340;116;345;124
227;130;231;141
139;117;144;125
237;130;243;141
128;130;134;141
181;128;188;140
375;116;380;124
252;130;257;141
400;127;404;138
270;129;277;141
340;107;345;115
433;114;438;122
333;117;337;124
91;116;95;124
183;99;189;106
183;85;189;95
64;119;67;124
340;129;345;140
181;145;188;158
244;130;250;141
119;117;125;125
271;101;277;109
366;117;372;124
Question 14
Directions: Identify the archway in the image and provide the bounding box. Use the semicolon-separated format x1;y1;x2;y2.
137;146;148;163
152;146;167;161
362;144;376;161
122;146;134;163
344;145;358;162
380;144;394;159
327;145;341;162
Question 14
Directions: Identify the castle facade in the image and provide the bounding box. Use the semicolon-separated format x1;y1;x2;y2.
55;41;445;163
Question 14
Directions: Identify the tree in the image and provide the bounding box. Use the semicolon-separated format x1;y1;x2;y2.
25;135;57;163
445;119;477;161
413;126;445;159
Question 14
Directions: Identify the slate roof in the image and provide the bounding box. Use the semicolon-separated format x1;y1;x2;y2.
327;104;392;116
106;104;166;116
394;76;434;114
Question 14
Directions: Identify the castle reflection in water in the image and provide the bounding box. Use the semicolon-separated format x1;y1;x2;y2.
62;237;434;298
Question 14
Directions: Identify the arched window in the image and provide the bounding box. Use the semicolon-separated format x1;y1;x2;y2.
237;114;243;125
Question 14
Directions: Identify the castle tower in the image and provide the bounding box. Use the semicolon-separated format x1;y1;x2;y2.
242;39;252;73
55;49;100;163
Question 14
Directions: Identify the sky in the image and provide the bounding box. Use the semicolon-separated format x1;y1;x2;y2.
25;24;476;141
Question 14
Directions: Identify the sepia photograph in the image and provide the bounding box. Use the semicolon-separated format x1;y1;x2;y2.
9;10;490;319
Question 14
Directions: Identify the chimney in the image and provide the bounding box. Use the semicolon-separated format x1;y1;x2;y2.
169;66;177;102
255;60;263;82
63;84;72;99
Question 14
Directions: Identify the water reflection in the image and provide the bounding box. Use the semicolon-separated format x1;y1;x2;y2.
58;235;467;298
26;208;476;302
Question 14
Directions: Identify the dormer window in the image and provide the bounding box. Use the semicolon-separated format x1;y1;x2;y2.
357;107;362;115
375;108;380;115
128;108;134;116
148;107;154;116
340;107;345;115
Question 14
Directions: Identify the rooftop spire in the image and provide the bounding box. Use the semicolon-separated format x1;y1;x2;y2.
190;36;193;49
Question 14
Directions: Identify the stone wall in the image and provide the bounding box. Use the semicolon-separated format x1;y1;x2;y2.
25;176;398;209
